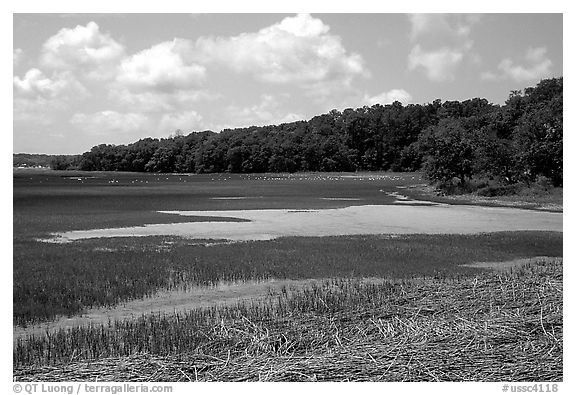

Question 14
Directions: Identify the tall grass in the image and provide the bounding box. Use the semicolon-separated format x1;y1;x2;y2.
13;232;563;325
14;259;562;381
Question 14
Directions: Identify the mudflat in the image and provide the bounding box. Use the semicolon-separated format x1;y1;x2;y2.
46;204;563;243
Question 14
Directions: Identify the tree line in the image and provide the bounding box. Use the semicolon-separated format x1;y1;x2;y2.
52;77;563;191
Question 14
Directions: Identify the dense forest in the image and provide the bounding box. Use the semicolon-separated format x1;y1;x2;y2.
44;77;562;192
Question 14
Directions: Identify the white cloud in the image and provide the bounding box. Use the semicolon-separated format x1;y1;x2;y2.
15;22;122;127
480;71;498;81
14;68;65;97
112;39;210;114
158;111;204;134
14;48;23;66
525;47;548;63
14;68;85;98
408;14;481;42
409;14;445;39
111;88;217;114
408;45;465;82
108;14;366;116
407;14;479;82
40;21;125;80
194;13;366;86
14;69;88;123
117;40;206;92
497;47;553;82
276;13;330;37
217;94;304;130
70;111;150;135
13;98;57;124
70;110;208;140
364;89;413;105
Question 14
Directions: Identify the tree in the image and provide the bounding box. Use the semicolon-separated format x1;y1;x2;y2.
512;99;563;186
419;119;476;186
145;145;177;172
226;146;247;173
470;128;516;183
50;155;79;170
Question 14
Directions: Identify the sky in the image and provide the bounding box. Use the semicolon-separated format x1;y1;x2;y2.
13;13;563;154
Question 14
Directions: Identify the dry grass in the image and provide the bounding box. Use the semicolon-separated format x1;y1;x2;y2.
14;258;562;382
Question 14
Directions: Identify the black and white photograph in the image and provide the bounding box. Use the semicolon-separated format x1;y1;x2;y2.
9;2;567;390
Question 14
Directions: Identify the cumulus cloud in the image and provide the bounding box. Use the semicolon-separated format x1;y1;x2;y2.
14;68;63;96
110;14;366;114
14;68;85;98
14;68;88;123
407;14;479;82
116;40;206;92
497;47;553;82
40;21;125;80
364;89;412;105
70;110;150;135
194;13;366;86
408;45;465;82
14;22;120;127
112;39;211;114
158;111;204;134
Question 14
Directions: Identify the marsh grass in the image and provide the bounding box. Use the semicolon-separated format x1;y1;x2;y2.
13;232;562;325
14;259;562;381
